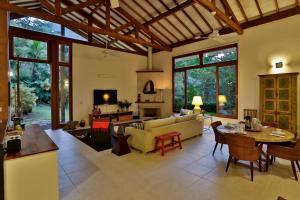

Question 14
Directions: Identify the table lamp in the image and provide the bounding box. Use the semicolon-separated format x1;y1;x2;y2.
192;96;203;113
218;95;227;106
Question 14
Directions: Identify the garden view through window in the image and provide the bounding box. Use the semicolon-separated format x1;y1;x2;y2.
173;45;238;118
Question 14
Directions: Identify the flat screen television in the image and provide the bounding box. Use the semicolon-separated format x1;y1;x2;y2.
94;89;118;105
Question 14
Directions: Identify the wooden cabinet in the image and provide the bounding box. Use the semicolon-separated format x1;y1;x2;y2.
259;73;298;133
89;111;133;126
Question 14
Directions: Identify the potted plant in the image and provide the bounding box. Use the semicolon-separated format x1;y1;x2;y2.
124;100;132;111
118;101;125;112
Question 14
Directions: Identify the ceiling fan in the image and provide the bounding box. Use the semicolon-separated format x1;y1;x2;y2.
110;0;119;8
194;30;227;43
102;35;119;57
194;11;237;44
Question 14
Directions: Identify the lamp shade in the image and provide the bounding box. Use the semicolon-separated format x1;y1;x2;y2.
192;96;203;106
218;95;227;105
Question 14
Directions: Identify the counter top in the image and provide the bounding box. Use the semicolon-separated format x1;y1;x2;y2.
4;124;58;160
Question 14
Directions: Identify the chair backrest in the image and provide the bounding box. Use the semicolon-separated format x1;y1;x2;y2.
211;121;225;143
243;109;258;118
226;134;260;161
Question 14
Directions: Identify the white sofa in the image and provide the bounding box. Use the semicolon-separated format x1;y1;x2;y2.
125;114;204;153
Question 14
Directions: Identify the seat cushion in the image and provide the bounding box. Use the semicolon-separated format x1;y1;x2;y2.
144;117;176;131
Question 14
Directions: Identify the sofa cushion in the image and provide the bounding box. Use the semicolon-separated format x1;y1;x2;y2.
175;114;197;123
144;117;176;131
180;109;193;115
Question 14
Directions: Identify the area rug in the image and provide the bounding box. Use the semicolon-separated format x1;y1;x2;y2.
67;130;111;152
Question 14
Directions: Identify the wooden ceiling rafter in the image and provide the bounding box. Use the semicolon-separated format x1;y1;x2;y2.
61;0;102;15
235;0;248;22
115;6;171;50
219;0;239;24
119;0;174;44
172;0;204;35
130;0;174;43
138;0;181;42
211;0;224;29
191;4;213;32
194;0;243;34
254;0;263;18
39;0;55;13
158;0;191;39
86;3;148;54
274;0;279;12
168;6;300;49
1;1;170;51
144;0;194;26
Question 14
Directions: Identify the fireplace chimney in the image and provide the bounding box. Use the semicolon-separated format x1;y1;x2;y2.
147;47;153;71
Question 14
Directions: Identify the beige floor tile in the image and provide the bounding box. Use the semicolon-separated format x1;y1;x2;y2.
46;129;300;200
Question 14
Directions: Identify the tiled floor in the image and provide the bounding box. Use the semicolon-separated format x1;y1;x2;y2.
46;128;300;200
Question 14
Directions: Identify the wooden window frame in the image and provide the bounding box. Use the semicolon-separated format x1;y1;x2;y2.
172;44;238;119
9;29;73;129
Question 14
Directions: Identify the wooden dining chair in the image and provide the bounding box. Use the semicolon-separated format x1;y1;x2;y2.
211;121;227;156
226;134;262;181
266;138;300;181
243;109;258;118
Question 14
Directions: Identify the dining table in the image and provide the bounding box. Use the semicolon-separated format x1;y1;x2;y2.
216;124;296;170
216;125;295;143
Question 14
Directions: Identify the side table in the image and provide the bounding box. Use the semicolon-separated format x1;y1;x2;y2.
112;134;131;156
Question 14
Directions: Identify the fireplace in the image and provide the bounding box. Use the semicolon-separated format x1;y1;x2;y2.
143;108;160;117
137;103;163;118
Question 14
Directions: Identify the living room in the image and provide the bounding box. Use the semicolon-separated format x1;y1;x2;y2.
0;1;300;200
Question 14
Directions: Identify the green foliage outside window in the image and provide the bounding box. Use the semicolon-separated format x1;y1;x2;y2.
174;55;200;69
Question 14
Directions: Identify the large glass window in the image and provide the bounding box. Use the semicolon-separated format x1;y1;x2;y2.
174;55;200;69
203;47;237;65
13;37;48;61
173;45;238;118
186;67;216;112
174;72;185;111
10;17;87;41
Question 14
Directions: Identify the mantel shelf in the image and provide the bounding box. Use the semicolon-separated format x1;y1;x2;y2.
136;70;164;73
135;101;165;104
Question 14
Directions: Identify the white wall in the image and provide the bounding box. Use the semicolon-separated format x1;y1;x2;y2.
153;15;300;133
72;43;147;122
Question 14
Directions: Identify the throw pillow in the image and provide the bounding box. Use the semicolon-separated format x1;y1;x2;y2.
131;123;144;130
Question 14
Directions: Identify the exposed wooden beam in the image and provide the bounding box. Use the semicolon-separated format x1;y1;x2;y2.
144;0;180;42
192;4;213;32
167;6;300;49
0;2;170;51
172;0;203;35
61;0;102;15
194;0;243;34
274;0;279;12
144;0;194;26
114;22;133;33
55;0;61;15
115;7;171;50
220;0;239;24
39;0;55;13
254;0;263;17
105;1;110;30
235;0;248;22
128;0;175;43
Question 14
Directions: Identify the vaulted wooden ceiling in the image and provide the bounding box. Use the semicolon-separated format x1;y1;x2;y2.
2;0;300;55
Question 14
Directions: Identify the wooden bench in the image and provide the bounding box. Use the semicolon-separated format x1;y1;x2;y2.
154;132;182;156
